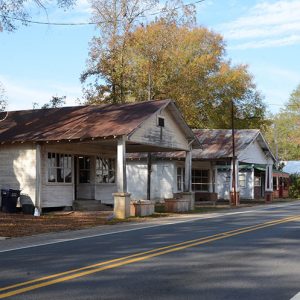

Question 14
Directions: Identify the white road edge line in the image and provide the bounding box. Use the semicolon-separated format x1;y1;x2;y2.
290;292;300;299
0;202;298;254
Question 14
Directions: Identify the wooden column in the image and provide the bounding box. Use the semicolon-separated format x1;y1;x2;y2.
251;166;255;200
114;136;131;219
265;164;273;203
184;150;192;192
116;136;127;193
147;153;152;200
230;158;240;206
35;143;42;215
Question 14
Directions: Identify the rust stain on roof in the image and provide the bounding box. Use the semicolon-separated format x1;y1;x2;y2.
0;100;169;143
127;129;260;160
193;129;260;159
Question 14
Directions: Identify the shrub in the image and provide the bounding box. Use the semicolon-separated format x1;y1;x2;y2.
289;173;300;198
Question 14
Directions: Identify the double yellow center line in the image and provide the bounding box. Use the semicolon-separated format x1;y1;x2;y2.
0;214;299;298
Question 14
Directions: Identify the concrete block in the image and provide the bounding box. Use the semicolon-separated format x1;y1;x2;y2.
113;192;131;219
164;198;190;213
131;200;155;217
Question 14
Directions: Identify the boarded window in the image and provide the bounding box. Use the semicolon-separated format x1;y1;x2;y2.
48;153;72;183
96;157;115;183
192;169;209;191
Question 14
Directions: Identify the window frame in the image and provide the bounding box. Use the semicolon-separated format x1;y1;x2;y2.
47;152;72;184
192;169;209;192
78;156;91;184
239;173;246;188
95;156;116;184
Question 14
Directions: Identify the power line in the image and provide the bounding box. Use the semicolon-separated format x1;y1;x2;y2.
0;0;206;27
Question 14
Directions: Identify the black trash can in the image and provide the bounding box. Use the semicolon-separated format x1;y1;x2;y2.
1;189;21;213
22;204;35;215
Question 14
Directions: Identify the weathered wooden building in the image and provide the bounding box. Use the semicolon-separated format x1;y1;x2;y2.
272;170;290;198
0;100;198;216
127;129;278;203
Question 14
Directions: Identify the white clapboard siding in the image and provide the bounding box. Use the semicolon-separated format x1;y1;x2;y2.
0;143;36;205
217;170;230;200
40;146;73;207
238;140;269;164
95;184;117;204
126;161;176;201
41;184;73;207
239;171;253;199
129;107;189;151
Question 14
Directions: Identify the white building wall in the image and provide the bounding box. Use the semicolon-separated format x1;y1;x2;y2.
238;140;268;164
41;143;117;207
0;143;36;206
126;160;176;201
239;171;253;199
217;170;230;200
129;107;190;151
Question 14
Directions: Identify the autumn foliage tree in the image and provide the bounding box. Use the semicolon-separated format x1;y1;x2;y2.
82;2;267;129
267;84;300;160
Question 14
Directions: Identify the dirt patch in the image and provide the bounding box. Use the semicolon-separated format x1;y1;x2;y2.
0;211;115;238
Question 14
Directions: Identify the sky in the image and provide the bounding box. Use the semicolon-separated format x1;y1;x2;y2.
0;0;300;114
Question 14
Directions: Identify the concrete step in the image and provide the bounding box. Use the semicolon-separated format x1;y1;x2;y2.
74;200;113;211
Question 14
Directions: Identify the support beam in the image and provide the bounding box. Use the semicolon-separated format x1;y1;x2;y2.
265;164;273;203
230;158;240;206
184;150;192;192
35;143;42;215
147;153;152;200
114;136;131;219
183;150;194;210
116;136;127;193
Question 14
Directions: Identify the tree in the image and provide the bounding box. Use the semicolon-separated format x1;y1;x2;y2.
267;84;300;160
0;82;7;111
83;19;268;129
0;0;76;31
81;0;195;104
33;95;66;109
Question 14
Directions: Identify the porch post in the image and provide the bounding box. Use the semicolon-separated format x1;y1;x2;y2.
113;135;131;219
35;143;42;216
251;166;255;200
230;158;240;206
265;164;273;203
183;149;194;210
184;150;192;192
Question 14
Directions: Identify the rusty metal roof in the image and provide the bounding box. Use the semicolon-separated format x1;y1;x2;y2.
0;100;171;143
192;129;260;159
127;129;263;160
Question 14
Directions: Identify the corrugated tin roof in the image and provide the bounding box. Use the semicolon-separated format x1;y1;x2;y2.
0;100;170;143
193;129;260;159
127;129;262;160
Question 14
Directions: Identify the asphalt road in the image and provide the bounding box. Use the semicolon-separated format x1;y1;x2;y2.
1;201;300;300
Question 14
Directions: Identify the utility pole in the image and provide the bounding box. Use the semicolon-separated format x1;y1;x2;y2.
231;99;237;206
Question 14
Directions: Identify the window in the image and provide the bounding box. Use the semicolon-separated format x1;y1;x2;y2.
239;174;246;188
96;157;115;183
79;156;91;183
192;169;209;191
254;176;261;187
177;167;185;191
48;153;72;183
157;116;165;127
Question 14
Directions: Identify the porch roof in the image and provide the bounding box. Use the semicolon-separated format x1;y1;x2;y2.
127;129;275;160
0;100;196;147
